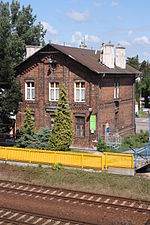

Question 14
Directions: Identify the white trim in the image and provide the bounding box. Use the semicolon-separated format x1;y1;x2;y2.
74;82;86;102
25;82;35;100
49;82;59;101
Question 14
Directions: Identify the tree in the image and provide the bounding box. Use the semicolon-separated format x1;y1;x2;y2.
15;106;36;148
127;56;150;108
36;126;51;150
127;55;140;70
49;84;74;151
9;0;46;66
0;1;22;133
0;0;46;133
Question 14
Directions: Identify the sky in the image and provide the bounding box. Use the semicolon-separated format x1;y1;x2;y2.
5;0;150;61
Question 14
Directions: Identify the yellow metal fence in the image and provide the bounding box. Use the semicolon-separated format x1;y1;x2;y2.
0;146;134;170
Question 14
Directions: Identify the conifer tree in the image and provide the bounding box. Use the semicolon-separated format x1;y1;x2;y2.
49;84;74;151
22;105;35;135
16;105;36;148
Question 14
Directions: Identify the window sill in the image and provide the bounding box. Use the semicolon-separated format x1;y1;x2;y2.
114;98;121;102
75;136;85;138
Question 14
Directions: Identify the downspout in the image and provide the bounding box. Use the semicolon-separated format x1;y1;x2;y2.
97;77;101;140
132;77;135;132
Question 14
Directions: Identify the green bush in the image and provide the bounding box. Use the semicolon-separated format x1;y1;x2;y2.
52;163;62;170
35;126;51;150
122;131;149;148
97;139;107;152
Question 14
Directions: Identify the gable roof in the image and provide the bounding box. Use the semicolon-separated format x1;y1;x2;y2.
16;43;141;75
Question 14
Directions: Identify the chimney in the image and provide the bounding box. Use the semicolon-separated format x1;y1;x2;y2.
115;44;126;69
100;42;114;68
26;45;42;58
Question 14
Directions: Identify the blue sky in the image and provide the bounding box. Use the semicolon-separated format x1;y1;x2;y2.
5;0;150;61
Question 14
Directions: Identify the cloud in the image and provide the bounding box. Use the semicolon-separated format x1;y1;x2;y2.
94;1;105;8
143;52;150;58
41;21;57;35
133;36;150;45
72;31;82;45
128;30;133;36
116;15;123;21
67;10;90;22
111;1;120;8
119;40;131;46
85;35;100;43
71;31;100;46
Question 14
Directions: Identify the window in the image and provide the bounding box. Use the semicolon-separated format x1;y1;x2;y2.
25;82;35;100
74;82;85;102
76;117;85;137
49;82;59;101
114;81;119;99
115;112;118;129
50;115;55;130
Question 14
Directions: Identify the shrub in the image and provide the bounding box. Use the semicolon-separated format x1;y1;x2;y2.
52;163;62;170
35;126;51;150
97;139;107;152
122;131;149;148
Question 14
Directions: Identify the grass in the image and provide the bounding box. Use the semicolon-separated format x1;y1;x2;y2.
0;163;150;201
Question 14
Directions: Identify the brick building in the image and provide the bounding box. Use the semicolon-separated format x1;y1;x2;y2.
16;43;140;148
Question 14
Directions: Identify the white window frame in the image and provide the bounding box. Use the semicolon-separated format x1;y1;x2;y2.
49;82;59;101
74;82;85;102
25;81;35;100
114;81;119;99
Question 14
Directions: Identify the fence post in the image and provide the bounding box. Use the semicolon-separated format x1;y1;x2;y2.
81;154;83;169
54;151;56;164
5;147;7;161
101;155;104;171
131;154;134;169
134;149;136;168
105;152;107;170
29;149;31;163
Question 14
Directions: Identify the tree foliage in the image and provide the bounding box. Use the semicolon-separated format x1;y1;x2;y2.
0;1;22;133
0;0;46;133
15;106;36;148
9;0;46;66
36;126;51;150
127;56;150;108
49;84;74;151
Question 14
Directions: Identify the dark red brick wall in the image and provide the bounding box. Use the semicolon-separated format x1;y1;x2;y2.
16;49;135;148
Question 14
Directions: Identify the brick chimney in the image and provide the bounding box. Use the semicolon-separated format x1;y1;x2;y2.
115;44;126;69
100;43;114;68
26;45;42;58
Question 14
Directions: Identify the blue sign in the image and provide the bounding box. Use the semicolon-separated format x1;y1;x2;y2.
106;127;110;134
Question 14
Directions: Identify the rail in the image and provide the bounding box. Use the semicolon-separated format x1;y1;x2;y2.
0;146;134;170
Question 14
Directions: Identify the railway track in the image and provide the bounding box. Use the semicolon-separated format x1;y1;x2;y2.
0;179;149;215
0;206;92;225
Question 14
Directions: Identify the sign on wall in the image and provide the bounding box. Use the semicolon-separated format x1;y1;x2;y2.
90;115;96;131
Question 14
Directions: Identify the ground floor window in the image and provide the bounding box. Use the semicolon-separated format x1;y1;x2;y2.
115;111;118;129
76;117;85;137
50;115;55;130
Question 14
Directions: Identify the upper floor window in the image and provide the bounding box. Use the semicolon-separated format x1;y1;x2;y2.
114;81;119;99
49;82;59;101
25;82;35;100
74;82;85;102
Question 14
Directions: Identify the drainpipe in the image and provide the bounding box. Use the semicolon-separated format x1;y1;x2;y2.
132;78;135;132
97;77;101;140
